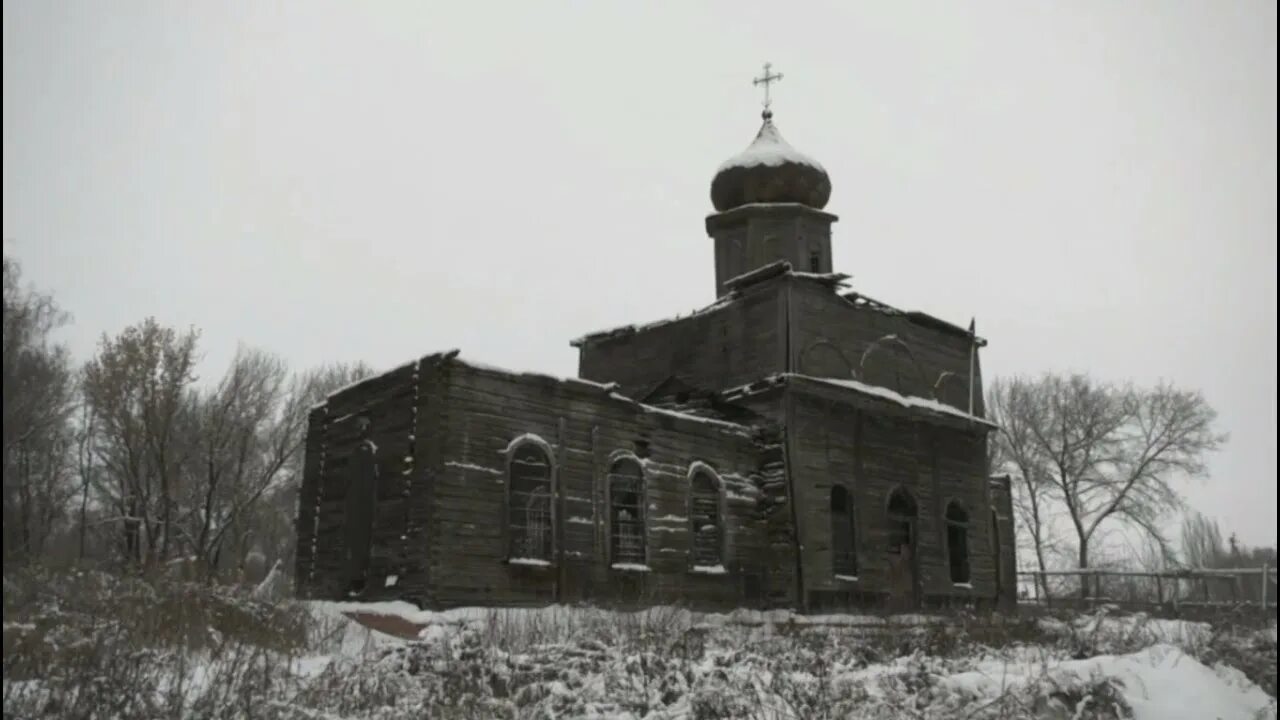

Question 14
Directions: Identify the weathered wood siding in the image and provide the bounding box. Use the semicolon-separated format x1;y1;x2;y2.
428;361;795;610
989;475;1018;609
293;407;326;599
788;278;986;416
294;358;440;605
576;280;786;398
787;388;998;609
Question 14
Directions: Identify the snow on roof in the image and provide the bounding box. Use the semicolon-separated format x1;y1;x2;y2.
843;292;988;347
309;359;419;411
722;260;792;290
715;119;825;174
575;264;851;347
724;374;996;429
793;374;998;428
570;293;740;347
313;351;751;433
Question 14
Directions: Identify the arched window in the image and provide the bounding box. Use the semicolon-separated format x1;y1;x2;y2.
831;486;857;577
690;468;722;568
946;502;971;584
609;458;646;566
887;488;917;555
508;442;553;561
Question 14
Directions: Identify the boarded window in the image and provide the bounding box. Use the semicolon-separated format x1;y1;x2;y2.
690;471;722;567
609;459;646;565
947;502;971;584
508;443;553;561
887;488;917;554
831;486;857;576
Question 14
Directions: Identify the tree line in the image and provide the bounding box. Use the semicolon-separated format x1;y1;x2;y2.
3;255;371;581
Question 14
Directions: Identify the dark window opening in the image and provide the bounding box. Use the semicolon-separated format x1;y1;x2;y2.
690;471;722;567
947;502;971;584
609;459;646;565
831;486;857;576
508;444;553;561
809;249;822;273
887;489;917;555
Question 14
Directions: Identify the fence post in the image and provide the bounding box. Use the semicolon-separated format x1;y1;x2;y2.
1156;574;1163;608
1263;562;1270;616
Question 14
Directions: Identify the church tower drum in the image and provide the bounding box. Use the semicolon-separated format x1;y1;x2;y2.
707;64;837;297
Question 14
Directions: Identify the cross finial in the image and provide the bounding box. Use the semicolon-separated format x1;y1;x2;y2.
753;62;783;117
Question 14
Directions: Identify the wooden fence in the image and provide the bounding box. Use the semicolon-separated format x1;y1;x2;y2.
1018;564;1278;614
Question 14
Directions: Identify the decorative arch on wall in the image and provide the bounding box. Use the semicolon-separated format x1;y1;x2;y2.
606;451;647;567
860;335;928;398
933;371;970;411
799;339;854;379
687;461;726;569
504;434;557;562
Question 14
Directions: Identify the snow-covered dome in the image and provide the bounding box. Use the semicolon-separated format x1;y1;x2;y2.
710;111;831;212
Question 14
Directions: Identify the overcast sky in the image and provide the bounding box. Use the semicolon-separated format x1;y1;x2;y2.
4;1;1276;548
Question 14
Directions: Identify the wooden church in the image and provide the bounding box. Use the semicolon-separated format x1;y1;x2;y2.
294;74;1017;612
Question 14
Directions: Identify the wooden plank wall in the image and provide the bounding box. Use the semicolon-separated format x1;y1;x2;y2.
427;361;790;610
989;476;1018;609
293;407;327;599
576;281;786;398
298;360;437;604
788;279;986;416
788;390;998;609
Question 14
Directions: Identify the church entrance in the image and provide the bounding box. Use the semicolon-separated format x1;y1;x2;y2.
887;488;919;609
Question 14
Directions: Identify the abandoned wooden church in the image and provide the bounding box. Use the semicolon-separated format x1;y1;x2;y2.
294;86;1018;612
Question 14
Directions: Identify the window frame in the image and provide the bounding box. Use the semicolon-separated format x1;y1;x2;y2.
687;461;728;574
502;433;557;567
605;451;649;571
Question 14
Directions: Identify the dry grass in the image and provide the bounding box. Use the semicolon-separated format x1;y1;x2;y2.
2;569;1274;719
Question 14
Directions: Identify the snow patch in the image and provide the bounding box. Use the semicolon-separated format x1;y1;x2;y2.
507;558;552;568
445;461;501;475
716;119;826;173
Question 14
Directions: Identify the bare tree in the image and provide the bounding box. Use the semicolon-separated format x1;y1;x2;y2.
178;347;318;579
2;256;78;563
987;377;1061;599
1180;510;1228;569
249;361;374;577
989;374;1224;595
82;318;200;567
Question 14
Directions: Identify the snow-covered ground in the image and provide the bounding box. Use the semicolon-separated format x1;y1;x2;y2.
4;574;1276;719
278;601;1276;719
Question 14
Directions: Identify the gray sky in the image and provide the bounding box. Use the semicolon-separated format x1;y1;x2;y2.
4;1;1276;548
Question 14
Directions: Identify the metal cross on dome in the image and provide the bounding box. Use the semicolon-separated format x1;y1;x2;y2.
753;62;783;111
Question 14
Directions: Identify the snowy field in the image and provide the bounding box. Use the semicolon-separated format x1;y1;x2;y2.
3;570;1276;719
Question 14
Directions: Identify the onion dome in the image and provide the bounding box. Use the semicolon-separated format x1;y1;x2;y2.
710;110;832;212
